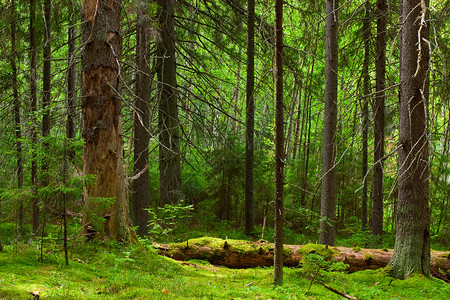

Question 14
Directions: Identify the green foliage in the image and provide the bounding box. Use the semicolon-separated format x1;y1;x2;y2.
300;252;350;296
301;253;348;274
146;200;194;239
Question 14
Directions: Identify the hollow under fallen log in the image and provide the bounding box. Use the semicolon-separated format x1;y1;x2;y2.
154;237;450;282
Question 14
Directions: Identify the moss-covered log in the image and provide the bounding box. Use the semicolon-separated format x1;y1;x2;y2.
155;237;449;281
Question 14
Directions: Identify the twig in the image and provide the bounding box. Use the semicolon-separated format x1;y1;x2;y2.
319;281;358;300
245;281;256;287
305;267;321;295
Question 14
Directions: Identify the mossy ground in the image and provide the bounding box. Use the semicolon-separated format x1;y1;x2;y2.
0;240;448;299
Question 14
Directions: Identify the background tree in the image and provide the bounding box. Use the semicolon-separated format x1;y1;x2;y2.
372;0;386;239
133;0;152;236
273;0;284;287
244;0;255;236
29;0;39;234
320;0;339;246
389;0;431;279
157;0;182;206
41;0;51;188
10;0;24;230
361;0;371;231
66;1;77;160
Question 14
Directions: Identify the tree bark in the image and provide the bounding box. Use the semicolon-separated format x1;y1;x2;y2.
155;240;449;281
67;3;77;160
133;0;152;237
299;44;317;208
389;0;431;279
42;0;51;187
29;0;39;235
10;0;24;230
244;0;255;237
361;0;371;232
372;0;387;238
274;0;284;286
320;0;339;246
81;0;129;240
157;0;182;206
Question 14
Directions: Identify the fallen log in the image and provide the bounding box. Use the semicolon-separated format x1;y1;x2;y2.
155;237;450;281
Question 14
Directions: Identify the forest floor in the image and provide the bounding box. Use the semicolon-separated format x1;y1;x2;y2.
0;239;449;299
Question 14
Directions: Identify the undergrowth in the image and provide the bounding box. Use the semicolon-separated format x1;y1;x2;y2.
0;239;448;299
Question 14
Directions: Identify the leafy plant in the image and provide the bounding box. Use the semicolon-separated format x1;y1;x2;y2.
146;200;194;239
301;253;349;295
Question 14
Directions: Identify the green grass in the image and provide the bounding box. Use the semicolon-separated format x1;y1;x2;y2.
0;241;448;299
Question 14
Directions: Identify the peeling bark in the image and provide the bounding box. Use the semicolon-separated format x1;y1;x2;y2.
81;0;130;240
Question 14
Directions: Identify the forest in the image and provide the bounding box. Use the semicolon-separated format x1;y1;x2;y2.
0;0;449;299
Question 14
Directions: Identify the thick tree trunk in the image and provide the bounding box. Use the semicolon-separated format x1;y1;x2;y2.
157;0;182;206
133;0;152;237
389;0;430;279
274;0;284;286
244;0;255;237
372;0;387;238
320;0;339;246
81;0;129;240
29;0;39;235
155;239;449;281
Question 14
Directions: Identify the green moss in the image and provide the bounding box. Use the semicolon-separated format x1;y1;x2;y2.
1;242;448;300
297;243;336;258
364;253;374;261
229;242;259;256
283;246;292;257
353;246;362;252
188;237;224;247
173;237;268;257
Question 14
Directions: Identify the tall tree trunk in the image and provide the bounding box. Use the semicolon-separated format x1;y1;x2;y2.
233;48;242;135
42;0;51;187
300;94;312;208
273;0;284;287
133;0;152;237
361;0;371;231
29;0;39;234
299;47;317;208
292;78;303;161
372;0;386;238
10;0;24;230
81;0;129;240
67;3;77;160
389;0;430;279
157;0;182;205
65;1;77;265
285;80;299;160
320;0;339;246
244;0;255;236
